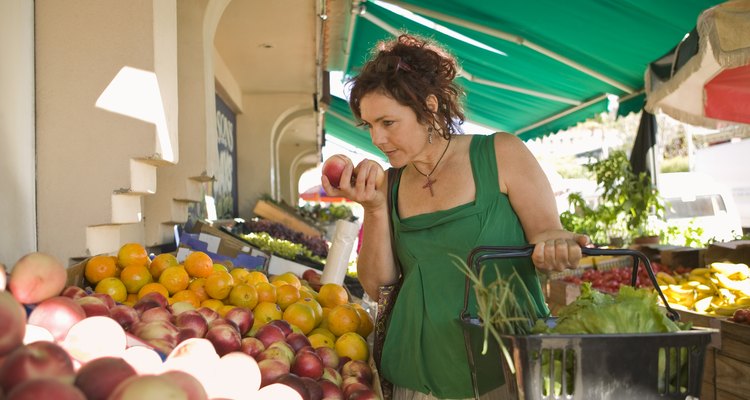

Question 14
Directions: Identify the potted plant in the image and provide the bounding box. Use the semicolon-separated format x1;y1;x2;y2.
560;151;665;246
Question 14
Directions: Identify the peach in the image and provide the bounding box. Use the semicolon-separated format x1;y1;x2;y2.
159;370;208;400
275;373;310;400
322;154;350;188
60;286;87;300
6;377;86;400
340;360;372;382
342;380;371;399
74;296;110;317
196;307;219;324
348;388;379;400
254;323;287;348
169;301;196;316
268;319;293;336
109;304;140;331
133;292;169;315
175;310;208;339
256;382;304;400
27;296;86;342
240;337;265;358
321;366;343;387
108;375;188;400
205;324;241;356
291;351;324;380
74;357;136;400
315;346;340;370
224;307;253;336
286;332;312;353
141;306;174;324
258;359;290;387
89;292;116;309
62;316;127;363
9;252;66;304
0;291;27;356
319;379;344;400
300;376;323;400
0;341;75;394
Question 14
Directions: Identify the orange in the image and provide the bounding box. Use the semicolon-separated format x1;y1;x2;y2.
218;304;236;317
309;327;336;343
85;255;118;284
213;263;228;273
149;253;178;280
138;282;170;300
275;284;300;311
201;298;225;312
126;293;138;304
205;270;234;300
297;297;323;326
246;271;269;285
184;251;214;279
326;304;361;337
308;333;335;349
334;332;369;361
352;303;374;338
228;284;259;309
159;266;190;295
299;286;318;300
119;264;154;294
229;268;251;284
252;301;283;329
117;243;150;269
271;272;301;289
95;277;127;303
255;282;277;303
171;289;202;308
282;302;316;334
317;283;348;308
187;278;209;303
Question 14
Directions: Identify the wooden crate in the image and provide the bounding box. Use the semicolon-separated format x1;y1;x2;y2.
253;200;322;238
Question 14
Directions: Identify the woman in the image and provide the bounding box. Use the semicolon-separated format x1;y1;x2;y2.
321;34;589;400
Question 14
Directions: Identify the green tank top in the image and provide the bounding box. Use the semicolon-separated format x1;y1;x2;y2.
380;133;549;398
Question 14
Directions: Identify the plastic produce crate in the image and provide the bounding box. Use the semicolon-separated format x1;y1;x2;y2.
460;246;715;400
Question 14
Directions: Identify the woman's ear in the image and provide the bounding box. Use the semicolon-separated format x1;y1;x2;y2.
425;94;439;113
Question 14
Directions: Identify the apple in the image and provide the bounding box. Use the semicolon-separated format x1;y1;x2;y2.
286;332;312;353
205;324;242;356
322;154;349;188
321;366;343;387
141;306;174;323
27;296;86;342
159;370;209;400
0;291;27;356
291;351;324;380
108;375;188;400
60;286;87;300
9;252;67;304
196;307;219;324
268;319;293;336
109;304;140;331
254;323;287;348
74;296;110;317
6;377;86;400
315;346;340;370
258;359;291;387
224;307;253;336
74;356;137;400
340;360;373;382
347;388;379;400
240;337;265;358
90;292;116;309
133;292;169;315
0;341;75;394
318;379;344;400
175;310;208;339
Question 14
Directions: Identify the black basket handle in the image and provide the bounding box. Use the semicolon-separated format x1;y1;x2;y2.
460;245;680;322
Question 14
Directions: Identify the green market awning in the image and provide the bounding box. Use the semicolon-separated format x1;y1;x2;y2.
325;0;723;146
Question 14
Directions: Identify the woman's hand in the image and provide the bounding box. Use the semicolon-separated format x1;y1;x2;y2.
530;230;590;272
321;156;386;210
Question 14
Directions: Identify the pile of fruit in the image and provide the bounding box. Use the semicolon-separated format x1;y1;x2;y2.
562;262;674;294
0;244;378;400
657;261;750;316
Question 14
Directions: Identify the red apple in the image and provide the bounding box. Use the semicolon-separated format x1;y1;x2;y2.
90;292;116;309
340;360;372;382
254;323;287;348
224;307;253;336
159;370;209;400
60;286;87;300
108;375;189;400
196;307;219;324
301;376;323;400
6;377;86;400
205;324;242;356
175;310;208;339
9;252;66;304
0;341;75;394
286;332;312;353
268;318;293;336
109;304;140;331
74;296;110;317
27;296;86;342
319;379;344;400
74;356;137;400
0;291;27;356
348;388;378;400
292;351;324;380
321;366;343;387
240;337;265;358
315;346;340;370
141;306;174;323
258;359;291;387
275;373;310;400
322;154;351;188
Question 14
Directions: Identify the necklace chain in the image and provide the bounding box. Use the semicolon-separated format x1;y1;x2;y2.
412;138;451;196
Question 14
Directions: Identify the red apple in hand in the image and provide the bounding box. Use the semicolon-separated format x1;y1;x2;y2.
322;154;351;188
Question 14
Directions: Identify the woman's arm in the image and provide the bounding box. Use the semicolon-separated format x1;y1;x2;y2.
494;133;589;271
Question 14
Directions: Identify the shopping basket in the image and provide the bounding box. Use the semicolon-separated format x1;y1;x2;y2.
459;246;715;400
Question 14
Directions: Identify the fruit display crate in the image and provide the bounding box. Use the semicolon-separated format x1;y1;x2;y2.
545;254;632;281
253;199;323;239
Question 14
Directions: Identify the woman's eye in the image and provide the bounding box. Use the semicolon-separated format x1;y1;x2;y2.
383;121;394;127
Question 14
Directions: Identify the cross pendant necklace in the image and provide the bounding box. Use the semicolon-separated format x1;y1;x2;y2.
412;138;451;197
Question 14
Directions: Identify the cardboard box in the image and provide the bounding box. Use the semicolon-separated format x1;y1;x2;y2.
705;240;750;265
177;231;269;272
660;247;706;269
253;200;322;238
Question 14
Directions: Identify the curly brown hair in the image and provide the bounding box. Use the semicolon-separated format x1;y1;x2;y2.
347;34;465;140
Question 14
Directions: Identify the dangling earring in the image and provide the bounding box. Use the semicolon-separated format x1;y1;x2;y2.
428;127;433;144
